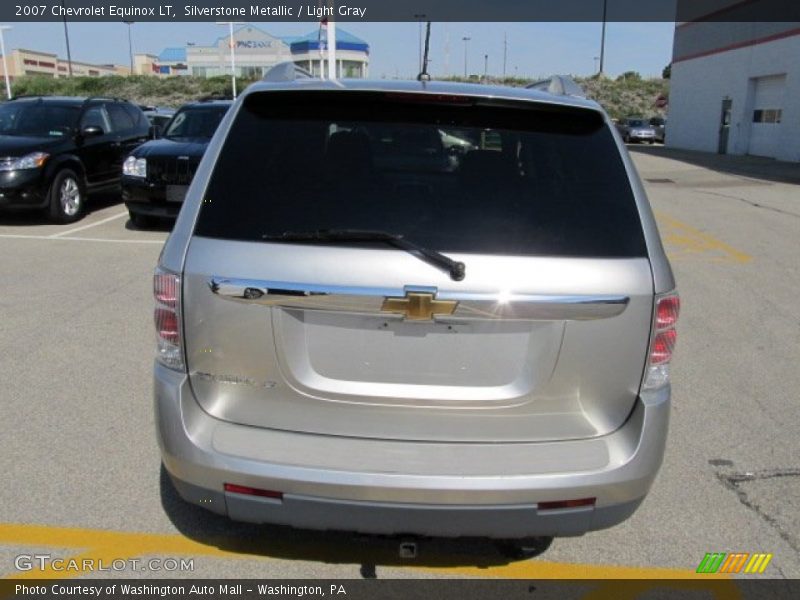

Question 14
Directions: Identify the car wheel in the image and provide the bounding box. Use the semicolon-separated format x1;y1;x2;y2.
623;134;630;143
48;169;85;224
495;536;553;560
129;210;156;229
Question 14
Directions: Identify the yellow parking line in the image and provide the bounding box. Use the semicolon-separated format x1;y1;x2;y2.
1;522;732;583
655;212;753;264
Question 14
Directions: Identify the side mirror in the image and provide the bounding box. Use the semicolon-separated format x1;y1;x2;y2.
81;125;105;138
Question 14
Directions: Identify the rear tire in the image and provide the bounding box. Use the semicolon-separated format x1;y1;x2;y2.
495;536;553;560
129;210;156;229
48;169;85;224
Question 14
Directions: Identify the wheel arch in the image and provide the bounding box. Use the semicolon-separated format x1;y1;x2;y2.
44;155;87;189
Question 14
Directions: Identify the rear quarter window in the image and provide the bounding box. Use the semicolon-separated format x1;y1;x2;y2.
194;91;647;258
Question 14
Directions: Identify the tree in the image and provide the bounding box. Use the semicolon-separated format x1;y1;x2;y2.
662;63;672;79
617;71;642;82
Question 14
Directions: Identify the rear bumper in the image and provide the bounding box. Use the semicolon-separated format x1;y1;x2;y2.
155;363;670;538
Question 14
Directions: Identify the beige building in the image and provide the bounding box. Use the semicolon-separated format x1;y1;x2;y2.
0;48;129;80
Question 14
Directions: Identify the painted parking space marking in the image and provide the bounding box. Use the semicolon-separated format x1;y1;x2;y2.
48;212;129;238
0;234;163;244
0;522;733;584
655;212;753;264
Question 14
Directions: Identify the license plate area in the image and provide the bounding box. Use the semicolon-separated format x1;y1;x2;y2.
166;185;188;203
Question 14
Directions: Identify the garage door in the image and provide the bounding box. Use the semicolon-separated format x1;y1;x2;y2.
747;74;786;158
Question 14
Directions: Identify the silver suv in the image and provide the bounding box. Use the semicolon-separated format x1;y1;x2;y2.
154;71;679;550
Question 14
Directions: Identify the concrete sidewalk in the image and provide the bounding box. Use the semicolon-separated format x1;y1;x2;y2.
629;145;800;185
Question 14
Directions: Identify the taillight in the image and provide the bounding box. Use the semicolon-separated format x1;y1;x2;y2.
642;293;680;390
154;268;184;371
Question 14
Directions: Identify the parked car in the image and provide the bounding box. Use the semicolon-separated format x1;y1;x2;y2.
122;99;231;228
154;71;679;554
649;116;666;144
0;96;149;222
139;105;176;138
617;117;657;144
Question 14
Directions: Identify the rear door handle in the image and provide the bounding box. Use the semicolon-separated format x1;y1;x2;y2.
207;277;629;321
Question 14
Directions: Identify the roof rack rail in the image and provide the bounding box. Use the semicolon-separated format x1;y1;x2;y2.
262;61;316;83
7;94;128;102
84;96;128;103
526;75;586;98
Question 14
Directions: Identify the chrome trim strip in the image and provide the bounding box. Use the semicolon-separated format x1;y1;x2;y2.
208;277;629;321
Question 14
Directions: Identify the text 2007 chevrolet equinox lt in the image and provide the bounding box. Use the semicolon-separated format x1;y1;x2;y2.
153;69;679;553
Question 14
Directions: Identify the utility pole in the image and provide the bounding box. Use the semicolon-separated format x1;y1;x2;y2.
124;21;134;75
502;33;507;81
599;0;607;74
418;21;431;80
483;54;488;81
413;14;426;73
462;36;470;78
444;25;450;77
60;0;72;76
217;21;243;98
0;25;12;99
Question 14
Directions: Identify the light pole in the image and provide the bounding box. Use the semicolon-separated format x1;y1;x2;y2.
60;0;72;76
599;0;607;74
413;14;426;74
483;53;488;81
462;36;470;79
0;25;12;99
594;56;600;74
123;21;134;75
502;33;507;81
217;21;243;99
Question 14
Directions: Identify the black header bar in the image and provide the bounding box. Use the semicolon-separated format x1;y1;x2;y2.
3;0;800;22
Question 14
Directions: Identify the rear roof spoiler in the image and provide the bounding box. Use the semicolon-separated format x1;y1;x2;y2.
526;75;586;99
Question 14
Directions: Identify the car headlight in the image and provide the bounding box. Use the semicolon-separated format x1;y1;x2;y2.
123;156;147;178
0;152;50;171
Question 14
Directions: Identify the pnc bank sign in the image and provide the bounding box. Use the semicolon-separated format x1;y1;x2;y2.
235;40;274;49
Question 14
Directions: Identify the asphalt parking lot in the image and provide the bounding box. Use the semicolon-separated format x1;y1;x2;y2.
1;147;798;583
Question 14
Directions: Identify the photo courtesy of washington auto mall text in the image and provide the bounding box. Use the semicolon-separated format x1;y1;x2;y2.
13;583;348;597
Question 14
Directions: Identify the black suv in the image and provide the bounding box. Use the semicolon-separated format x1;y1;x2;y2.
0;96;149;222
122;99;231;228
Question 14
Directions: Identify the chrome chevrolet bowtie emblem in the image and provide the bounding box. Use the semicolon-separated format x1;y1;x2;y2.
381;292;458;321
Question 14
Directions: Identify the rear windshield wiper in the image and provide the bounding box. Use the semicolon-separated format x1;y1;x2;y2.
262;229;466;281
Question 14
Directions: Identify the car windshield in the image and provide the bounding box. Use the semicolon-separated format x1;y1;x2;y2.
195;91;646;258
0;102;79;137
628;119;647;127
164;106;227;139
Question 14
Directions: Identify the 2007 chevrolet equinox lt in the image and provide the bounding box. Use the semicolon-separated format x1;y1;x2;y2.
153;66;679;553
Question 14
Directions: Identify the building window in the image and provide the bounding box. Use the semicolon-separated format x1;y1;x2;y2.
239;66;263;78
192;67;207;77
753;109;782;124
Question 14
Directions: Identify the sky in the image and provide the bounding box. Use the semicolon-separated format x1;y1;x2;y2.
2;21;676;79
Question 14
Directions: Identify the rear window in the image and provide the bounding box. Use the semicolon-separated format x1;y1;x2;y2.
164;105;227;139
195;91;646;258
